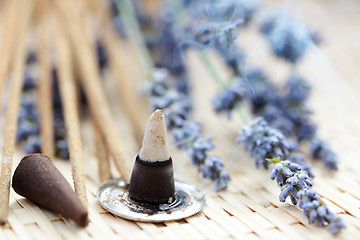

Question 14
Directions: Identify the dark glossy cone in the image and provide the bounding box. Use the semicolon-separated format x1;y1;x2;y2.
12;154;89;227
129;155;175;204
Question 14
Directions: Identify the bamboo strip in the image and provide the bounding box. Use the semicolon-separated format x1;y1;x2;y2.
166;221;206;240
12;208;35;225
8;209;34;240
201;203;247;238
135;222;165;239
25;224;48;240
54;16;88;207
86;207;118;240
220;192;309;238
17;199;61;240
188;213;230;239
37;14;55;158
0;0;33;225
52;221;83;240
56;0;130;180
0;1;18;113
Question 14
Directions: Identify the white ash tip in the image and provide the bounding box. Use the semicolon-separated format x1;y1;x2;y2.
139;109;170;162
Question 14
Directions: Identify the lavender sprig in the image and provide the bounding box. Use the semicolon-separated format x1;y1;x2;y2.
269;157;345;235
269;158;312;205
298;189;345;235
237;117;291;169
310;138;338;170
238;118;344;234
212;77;249;118
260;13;321;64
215;68;338;170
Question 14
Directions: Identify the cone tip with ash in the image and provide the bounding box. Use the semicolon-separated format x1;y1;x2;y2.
139;109;170;162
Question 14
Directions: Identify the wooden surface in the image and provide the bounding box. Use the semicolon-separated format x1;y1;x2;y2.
1;0;360;239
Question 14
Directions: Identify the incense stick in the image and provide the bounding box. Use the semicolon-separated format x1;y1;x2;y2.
0;1;19;115
94;0;145;146
38;17;55;158
56;0;130;180
0;0;33;225
55;17;88;207
94;120;112;183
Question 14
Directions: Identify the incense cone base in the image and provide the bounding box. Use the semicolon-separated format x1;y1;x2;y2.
12;154;89;227
129;156;175;204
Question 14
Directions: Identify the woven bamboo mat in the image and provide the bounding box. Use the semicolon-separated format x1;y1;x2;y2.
1;0;360;239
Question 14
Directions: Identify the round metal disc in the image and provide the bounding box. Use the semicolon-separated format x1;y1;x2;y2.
97;178;205;222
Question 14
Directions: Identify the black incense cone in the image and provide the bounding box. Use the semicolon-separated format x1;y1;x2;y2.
129;109;175;204
12;154;89;227
129;155;175;203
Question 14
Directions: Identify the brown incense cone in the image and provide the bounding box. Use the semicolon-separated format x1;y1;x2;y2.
129;110;175;204
12;154;89;227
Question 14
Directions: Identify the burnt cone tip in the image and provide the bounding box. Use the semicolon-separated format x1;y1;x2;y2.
12;153;89;227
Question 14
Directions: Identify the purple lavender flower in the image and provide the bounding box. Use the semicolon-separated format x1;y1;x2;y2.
21;135;41;154
238;117;315;175
152;10;188;79
52;69;69;159
192;19;246;74
110;0;126;37
96;41;108;72
237;117;290;169
188;137;214;165
213;78;248;118
26;51;37;64
268;157;344;235
215;172;231;192
244;67;277;112
200;156;223;178
144;68;169;96
171;120;201;149
186;1;249;74
146;69;190;130
284;75;311;102
281;75;317;141
55;139;69;159
260;13;320;64
249;73;317;141
23;69;37;90
257;104;296;138
16;66;41;154
287;152;314;178
269;158;312;204
310;138;338;170
298;189;345;235
193;20;242;46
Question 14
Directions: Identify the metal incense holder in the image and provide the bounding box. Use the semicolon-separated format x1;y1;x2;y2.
97;178;205;222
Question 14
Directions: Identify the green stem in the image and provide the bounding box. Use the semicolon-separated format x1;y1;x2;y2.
199;53;227;89
115;0;154;75
234;102;251;124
